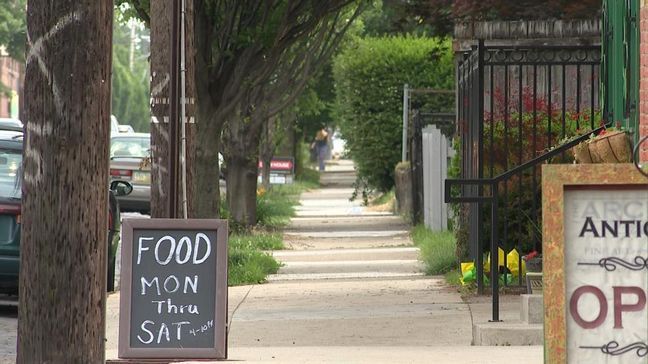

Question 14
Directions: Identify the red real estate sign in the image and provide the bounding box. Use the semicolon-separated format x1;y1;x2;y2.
258;157;294;174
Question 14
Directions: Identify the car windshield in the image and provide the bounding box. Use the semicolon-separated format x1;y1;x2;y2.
110;137;150;159
0;149;21;199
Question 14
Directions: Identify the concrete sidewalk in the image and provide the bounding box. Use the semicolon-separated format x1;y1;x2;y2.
220;161;542;363
2;160;543;363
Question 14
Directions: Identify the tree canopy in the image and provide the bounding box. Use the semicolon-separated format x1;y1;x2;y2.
111;20;150;132
357;0;601;38
0;0;26;61
0;2;151;128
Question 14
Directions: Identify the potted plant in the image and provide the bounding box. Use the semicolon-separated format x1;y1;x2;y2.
574;123;632;164
572;138;597;163
590;124;632;163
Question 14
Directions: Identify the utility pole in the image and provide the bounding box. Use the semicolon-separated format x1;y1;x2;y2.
169;0;180;218
18;1;113;362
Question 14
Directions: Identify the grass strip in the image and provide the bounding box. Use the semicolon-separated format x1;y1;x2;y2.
411;225;457;275
228;235;282;286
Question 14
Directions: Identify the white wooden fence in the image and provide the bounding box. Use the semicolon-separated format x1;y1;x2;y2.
422;125;454;231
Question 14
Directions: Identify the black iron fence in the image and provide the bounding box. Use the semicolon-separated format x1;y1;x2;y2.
447;40;603;321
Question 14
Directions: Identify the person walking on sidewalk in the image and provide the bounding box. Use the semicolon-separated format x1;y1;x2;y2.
312;128;329;171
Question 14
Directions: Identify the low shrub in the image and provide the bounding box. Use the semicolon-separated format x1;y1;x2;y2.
228;237;281;286
412;226;457;275
229;232;284;251
334;36;454;192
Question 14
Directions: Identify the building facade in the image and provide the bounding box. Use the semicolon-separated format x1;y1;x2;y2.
0;55;22;119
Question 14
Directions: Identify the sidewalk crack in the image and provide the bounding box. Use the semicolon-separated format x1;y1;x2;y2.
227;285;255;336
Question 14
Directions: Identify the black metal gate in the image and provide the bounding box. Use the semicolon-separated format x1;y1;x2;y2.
448;40;603;321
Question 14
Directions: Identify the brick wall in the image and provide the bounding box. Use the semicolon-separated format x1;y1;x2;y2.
0;57;21;119
641;1;648;160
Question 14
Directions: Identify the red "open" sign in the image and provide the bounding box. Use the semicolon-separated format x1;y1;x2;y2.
570;286;646;329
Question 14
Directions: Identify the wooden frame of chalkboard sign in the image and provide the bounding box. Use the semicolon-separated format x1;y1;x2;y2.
118;219;228;360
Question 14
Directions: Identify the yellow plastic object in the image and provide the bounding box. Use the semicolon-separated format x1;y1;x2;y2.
460;248;528;285
506;249;527;278
484;247;505;273
460;262;475;285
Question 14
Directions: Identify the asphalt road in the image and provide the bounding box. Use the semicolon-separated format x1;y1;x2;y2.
0;297;17;363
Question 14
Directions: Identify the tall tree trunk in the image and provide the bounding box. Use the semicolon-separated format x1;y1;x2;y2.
192;100;221;218
18;1;113;363
224;104;262;227
225;154;259;227
150;0;196;218
191;0;221;218
149;0;172;217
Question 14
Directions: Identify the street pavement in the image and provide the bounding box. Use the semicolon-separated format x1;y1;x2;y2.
0;303;16;364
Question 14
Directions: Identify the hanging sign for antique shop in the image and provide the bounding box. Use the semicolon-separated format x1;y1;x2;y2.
543;164;648;364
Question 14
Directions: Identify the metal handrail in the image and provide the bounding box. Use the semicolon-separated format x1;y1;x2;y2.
444;124;608;322
445;125;606;204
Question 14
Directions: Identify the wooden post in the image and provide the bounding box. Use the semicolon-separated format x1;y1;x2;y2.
18;1;113;362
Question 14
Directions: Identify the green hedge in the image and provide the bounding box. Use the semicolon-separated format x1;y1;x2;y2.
333;36;454;192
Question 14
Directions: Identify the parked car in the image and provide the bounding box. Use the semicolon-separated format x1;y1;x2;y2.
111;115;135;135
0;118;23;132
110;133;151;213
117;124;135;133
111;115;120;134
0;128;132;293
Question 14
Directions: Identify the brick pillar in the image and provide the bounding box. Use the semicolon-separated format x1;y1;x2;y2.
641;0;648;160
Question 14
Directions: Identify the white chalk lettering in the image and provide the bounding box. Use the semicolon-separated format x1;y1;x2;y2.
137;320;155;344
155;236;176;265
138;233;212;266
172;321;191;340
141;275;199;296
189;320;214;336
193;233;211;264
151;299;200;315
176;236;192;264
164;275;180;293
141;277;160;296
157;323;170;344
184;275;198;294
152;300;165;314
137;237;154;265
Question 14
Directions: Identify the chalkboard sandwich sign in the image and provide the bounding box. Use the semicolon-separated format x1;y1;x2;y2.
118;219;228;361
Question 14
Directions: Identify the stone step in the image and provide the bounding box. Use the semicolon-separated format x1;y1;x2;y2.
472;321;543;346
319;175;356;188
520;294;543;324
287;215;408;232
272;247;420;262
276;259;424;275
284;230;409;239
283;235;413;250
293;209;392;218
267;271;426;282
